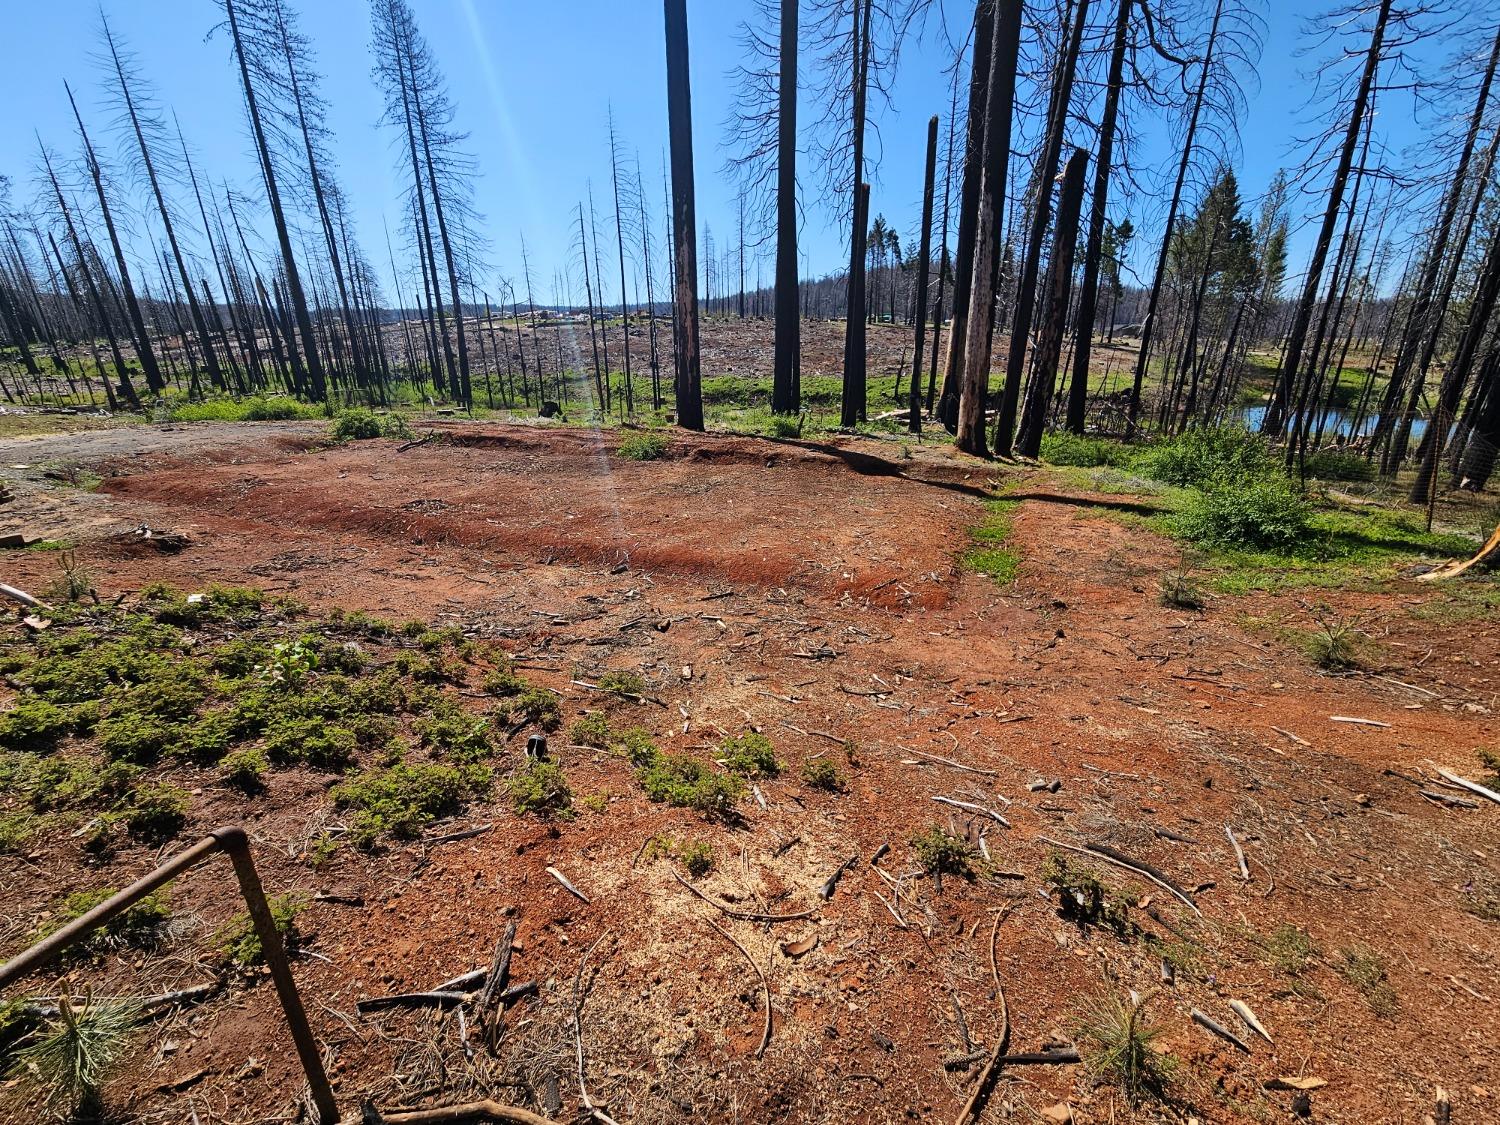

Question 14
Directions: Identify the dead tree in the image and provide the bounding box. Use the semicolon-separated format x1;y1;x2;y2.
664;0;704;430
1017;148;1089;458
909;114;939;433
955;0;1023;456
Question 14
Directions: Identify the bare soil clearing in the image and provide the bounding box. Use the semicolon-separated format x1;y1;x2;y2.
1;420;1496;1125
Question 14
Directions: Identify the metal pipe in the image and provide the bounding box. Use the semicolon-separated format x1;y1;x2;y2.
0;826;339;1124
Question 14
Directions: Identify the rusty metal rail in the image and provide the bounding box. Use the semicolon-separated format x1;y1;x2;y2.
0;825;338;1124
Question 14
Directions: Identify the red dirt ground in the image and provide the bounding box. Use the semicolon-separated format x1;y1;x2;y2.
1;419;1497;1125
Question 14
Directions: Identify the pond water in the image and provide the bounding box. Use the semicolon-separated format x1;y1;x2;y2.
1238;404;1429;443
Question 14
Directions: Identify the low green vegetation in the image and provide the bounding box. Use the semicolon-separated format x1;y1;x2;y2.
637;749;744;819
720;731;779;777
158;394;324;424
1075;992;1176;1103
909;826;974;879
617;431;669;461
215;893;306;968
7;996;139;1117
1337;944;1399;1017
36;887;170;957
596;669;647;697
507;757;572;817
963;498;1020;584
1040;431;1136;467
678;838;715;877
1042;853;1137;933
799;756;847;792
0;583;561;871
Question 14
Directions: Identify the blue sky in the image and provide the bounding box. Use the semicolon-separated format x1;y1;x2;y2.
0;1;1467;306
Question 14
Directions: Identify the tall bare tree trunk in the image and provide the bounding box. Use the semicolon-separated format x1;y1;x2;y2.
955;0;1022;455
840;0;874;426
772;0;801;416
1067;0;1130;435
664;0;703;430
909;114;939;433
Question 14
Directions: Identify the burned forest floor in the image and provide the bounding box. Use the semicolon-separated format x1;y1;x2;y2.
0;415;1497;1125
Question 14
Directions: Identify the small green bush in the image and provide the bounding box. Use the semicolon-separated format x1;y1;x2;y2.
482;663;527;697
331;407;383;441
800;757;847;792
571;713;614;749
618;727;659;767
618;431;669;461
0;698;76;752
679;839;714;877
0;810;43;853
508;758;573;817
1175;473;1311;550
38;887;170;953
1134;427;1275;487
215;893;305;968
1302;449;1375;482
222;746;269;791
910;826;974;879
1040;432;1134;467
499;686;561;731
413;705;492;761
721;732;779;777
121;783;190;842
638;754;744;819
263;715;357;769
333;761;490;846
597;669;647;697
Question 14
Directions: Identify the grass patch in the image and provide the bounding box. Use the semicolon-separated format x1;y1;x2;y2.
963;498;1020;584
1040;432;1135;467
597;669;647;697
617;431;669;461
1337;944;1399;1017
637;752;744;819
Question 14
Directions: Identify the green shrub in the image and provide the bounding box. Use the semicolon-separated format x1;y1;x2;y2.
1040;432;1134;467
910;826;974;879
1302;449;1375;482
768;416;801;438
1175;473;1310;550
618;431;669;461
215;893;305;967
96;713;177;764
0;810;43;853
38;887;170;953
1076;992;1176;1103
413;705;492;761
499;686;561;731
618;727;659;767
721;732;779;777
331;407;383;441
121;783;190;842
333;761;490;846
597;669;647;697
482;663;527;697
243;396;315;422
508;758;573;817
571;713;614;749
222;746;269;791
263;715;356;769
0;698;76;751
800;757;847;792
1042;853;1135;932
1134;426;1275;487
638;754;744;818
679;839;714;877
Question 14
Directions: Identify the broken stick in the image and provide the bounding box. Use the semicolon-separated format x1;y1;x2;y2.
706;920;772;1059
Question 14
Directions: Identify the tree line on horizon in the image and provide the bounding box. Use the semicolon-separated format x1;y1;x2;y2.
2;0;1500;495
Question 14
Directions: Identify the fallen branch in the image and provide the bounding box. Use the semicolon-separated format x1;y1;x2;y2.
427;823;494;846
27;983;217;1019
819;853;859;900
986;1050;1080;1065
1270;726;1310;747
1191;1008;1251;1052
905;748;998;777
571;932;619;1125
1428;764;1500;806
357;991;469;1014
374;1100;555;1124
672;870;819;922
396;430;439;453
0;582;48;610
1229;999;1272;1044
706;920;772;1058
476;919;518;1047
954;908;1013;1125
1329;715;1390;728
932;795;1010;828
1224;825;1250;881
1038;836;1201;917
568;679;666;707
546;866;591;904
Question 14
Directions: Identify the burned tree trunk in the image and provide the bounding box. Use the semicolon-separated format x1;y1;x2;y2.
909;114;939;433
664;0;704;431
